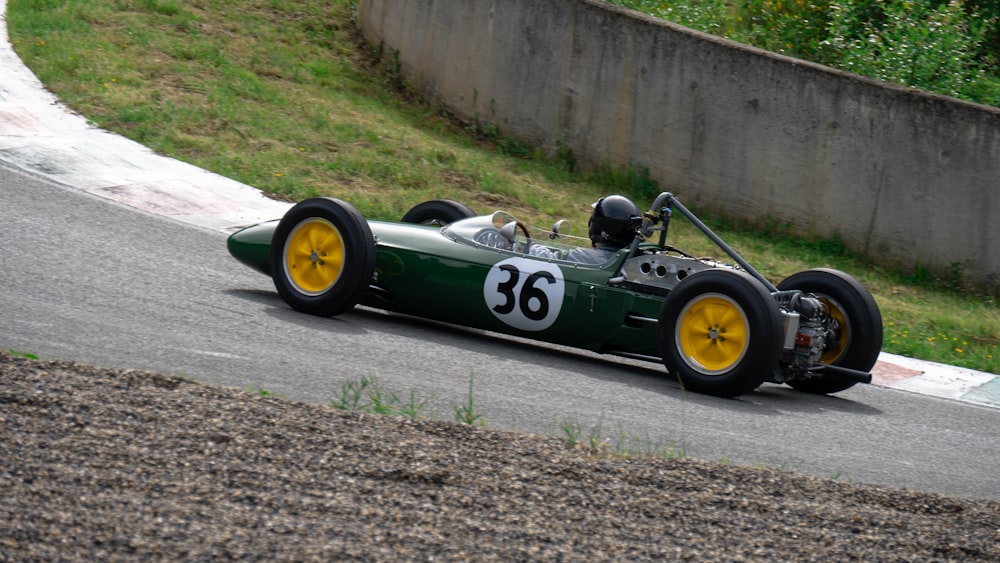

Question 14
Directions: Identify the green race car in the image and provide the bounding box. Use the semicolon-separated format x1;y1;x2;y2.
227;192;882;398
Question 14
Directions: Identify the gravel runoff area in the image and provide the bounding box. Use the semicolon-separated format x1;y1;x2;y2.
2;352;998;561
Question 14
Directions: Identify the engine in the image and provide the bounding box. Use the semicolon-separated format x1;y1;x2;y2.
772;290;840;382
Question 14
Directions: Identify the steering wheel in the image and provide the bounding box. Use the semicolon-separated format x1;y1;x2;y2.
514;220;532;252
500;220;533;253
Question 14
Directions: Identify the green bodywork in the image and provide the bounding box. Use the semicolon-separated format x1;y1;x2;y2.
227;217;665;359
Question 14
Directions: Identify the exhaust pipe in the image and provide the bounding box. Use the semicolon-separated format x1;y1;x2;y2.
809;363;873;385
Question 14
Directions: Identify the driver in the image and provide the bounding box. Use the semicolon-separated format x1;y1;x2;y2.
529;195;641;264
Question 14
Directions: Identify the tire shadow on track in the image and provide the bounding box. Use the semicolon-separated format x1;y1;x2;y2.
237;299;887;417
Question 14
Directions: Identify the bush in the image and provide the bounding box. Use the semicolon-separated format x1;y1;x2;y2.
819;0;996;103
732;0;833;59
610;0;1000;107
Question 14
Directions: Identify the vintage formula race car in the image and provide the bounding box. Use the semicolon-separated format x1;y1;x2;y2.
227;192;883;398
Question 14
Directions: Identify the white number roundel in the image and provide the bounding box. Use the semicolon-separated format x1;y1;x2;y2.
483;257;565;331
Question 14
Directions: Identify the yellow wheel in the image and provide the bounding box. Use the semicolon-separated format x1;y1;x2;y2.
658;270;783;397
818;296;849;364
283;218;346;296
675;293;750;375
776;268;883;394
270;198;376;317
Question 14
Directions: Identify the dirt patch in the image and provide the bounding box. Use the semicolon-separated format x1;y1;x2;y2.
2;352;998;561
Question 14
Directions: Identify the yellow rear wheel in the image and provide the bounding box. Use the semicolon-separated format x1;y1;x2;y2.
818;296;849;364
776;268;883;394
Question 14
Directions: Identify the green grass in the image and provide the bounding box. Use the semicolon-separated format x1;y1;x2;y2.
6;0;998;374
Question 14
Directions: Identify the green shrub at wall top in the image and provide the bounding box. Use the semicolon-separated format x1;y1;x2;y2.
609;0;1000;107
819;0;997;103
733;0;833;60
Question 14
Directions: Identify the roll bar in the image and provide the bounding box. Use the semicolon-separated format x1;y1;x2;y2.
628;192;779;292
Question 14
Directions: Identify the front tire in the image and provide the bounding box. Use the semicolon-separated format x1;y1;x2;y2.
401;199;475;226
270;198;376;317
777;268;883;394
658;270;784;397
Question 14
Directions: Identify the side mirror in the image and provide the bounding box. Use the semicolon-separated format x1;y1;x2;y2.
550;220;571;239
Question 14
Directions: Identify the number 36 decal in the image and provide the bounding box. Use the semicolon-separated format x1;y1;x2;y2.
483;257;565;331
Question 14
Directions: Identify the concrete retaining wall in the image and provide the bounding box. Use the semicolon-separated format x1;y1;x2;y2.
358;0;1000;291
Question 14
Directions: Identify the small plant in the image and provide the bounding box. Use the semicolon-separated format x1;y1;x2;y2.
454;373;487;426
558;414;614;454
329;376;375;412
329;376;432;419
560;418;585;447
244;384;283;398
613;431;688;459
397;390;430;419
586;414;613;452
652;441;687;460
6;350;39;360
560;415;687;457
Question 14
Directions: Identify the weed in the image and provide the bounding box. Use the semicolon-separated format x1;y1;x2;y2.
329;376;373;412
652;441;687;460
397;390;430;419
328;376;431;418
454;373;487;426
6;350;39;360
560;419;584;447
559;416;610;453
559;415;687;458
244;385;283;398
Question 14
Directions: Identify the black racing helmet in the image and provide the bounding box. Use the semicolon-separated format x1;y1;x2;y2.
589;195;640;247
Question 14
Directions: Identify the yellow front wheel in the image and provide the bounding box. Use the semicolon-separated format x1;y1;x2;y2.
659;270;783;397
271;198;376;317
283;218;346;296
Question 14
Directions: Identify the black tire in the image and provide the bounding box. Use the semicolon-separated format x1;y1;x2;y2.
401;199;476;226
270;198;376;317
777;268;883;394
658;269;784;397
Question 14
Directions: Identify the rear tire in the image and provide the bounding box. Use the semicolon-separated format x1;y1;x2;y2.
777;268;882;394
658;270;784;397
401;200;475;226
270;198;376;317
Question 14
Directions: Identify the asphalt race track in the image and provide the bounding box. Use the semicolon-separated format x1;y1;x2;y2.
1;164;998;500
